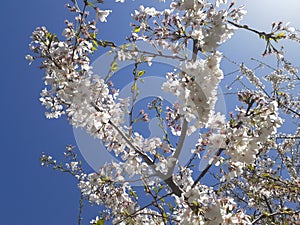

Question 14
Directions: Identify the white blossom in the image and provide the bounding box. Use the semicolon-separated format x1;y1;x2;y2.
29;0;300;224
96;9;112;22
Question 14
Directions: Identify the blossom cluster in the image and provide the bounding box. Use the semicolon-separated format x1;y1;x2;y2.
172;167;251;224
131;0;246;53
162;51;224;130
28;0;300;224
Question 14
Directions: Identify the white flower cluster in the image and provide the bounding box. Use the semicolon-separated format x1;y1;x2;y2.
223;92;283;179
240;64;265;89
28;24;136;160
202;113;228;154
162;52;224;130
29;0;300;224
82;162;173;225
79;163;138;223
131;0;246;53
172;167;251;224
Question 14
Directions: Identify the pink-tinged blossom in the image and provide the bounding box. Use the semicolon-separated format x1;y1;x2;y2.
29;0;300;224
162;51;224;129
95;9;112;22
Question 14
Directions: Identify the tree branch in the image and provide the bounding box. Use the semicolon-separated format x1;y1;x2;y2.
77;193;84;225
91;102;184;197
167;119;188;177
192;39;199;62
108;120;155;166
108;120;183;196
228;21;264;37
115;193;173;225
192;148;223;188
251;209;300;224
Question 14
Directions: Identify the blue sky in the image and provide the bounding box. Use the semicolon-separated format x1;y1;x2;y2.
1;0;299;225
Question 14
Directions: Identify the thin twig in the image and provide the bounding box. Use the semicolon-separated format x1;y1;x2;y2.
251;209;300;224
108;119;183;196
192;148;223;188
78;193;84;225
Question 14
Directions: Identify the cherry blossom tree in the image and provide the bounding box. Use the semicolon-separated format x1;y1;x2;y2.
27;0;300;224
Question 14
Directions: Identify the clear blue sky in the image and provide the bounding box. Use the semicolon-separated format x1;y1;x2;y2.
1;0;299;225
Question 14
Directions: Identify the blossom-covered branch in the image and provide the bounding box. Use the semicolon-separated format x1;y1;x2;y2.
27;0;300;224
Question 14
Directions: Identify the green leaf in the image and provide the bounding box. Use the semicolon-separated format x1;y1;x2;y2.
276;31;286;39
100;176;111;182
46;32;56;42
90;33;97;39
92;40;98;47
130;190;137;198
111;62;118;72
137;70;145;77
259;34;266;40
131;82;137;91
167;203;174;211
162;212;168;223
247;164;255;171
95;218;105;225
262;173;270;178
87;2;94;7
274;31;286;42
133;26;141;33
